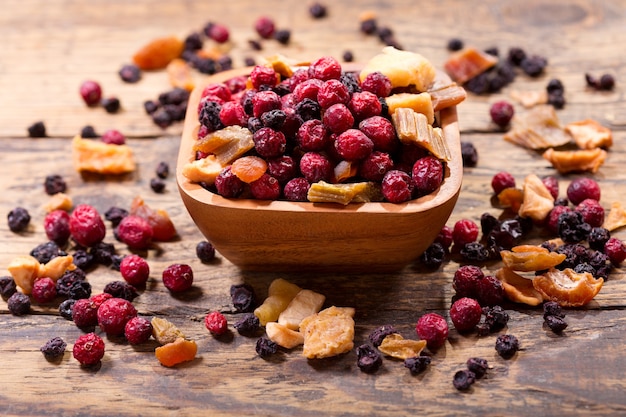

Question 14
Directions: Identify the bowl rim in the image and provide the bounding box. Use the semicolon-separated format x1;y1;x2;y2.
176;65;463;215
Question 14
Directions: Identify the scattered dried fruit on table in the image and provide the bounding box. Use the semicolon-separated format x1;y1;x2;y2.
359;46;436;91
167;58;195;91
151;317;186;345
300;306;355;359
133;35;184;70
265;321;304;349
72;135;136;175
603;202;626;232
501;245;566;272
503;105;571;150
155;337;197;367
254;278;301;326
565;119;612;150
73;333;105;366
509;89;548;108
495;334;519;359
532;268;603;307
542;148;607;174
378;333;427;360
495;267;544;306
278;289;325;330
8;254;74;295
130;196;177;241
444;46;498;85
518;174;554;222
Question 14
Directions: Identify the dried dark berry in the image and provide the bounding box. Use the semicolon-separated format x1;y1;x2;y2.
56;269;86;297
447;38;464;51
44;174;67;195
544;315;568;333
309;3;327;18
420;242;446;269
0;276;17;299
548;92;566;109
598;74;615;91
495;334;519;359
360;18;377;35
342;50;354;62
103;280;138;302
404;355;432;375
489;101;514;128
356;344;383;373
230;284;256;312
118;64;141;83
507;47;526;65
67;280;92;300
80;125;98;138
557;211;591;243
7;292;30;316
199;101;224;132
233;313;261;336
555;243;590;270
71;249;94;270
59;299;76;320
196;241;216;263
30;241;66;264
369;324;396;347
8;207;31;233
150;177;166;193
574;262;597;276
104;206;128;227
466;357;489;379
144;100;159;115
156;161;170;179
101;97;121;113
520;55;547;77
295;98;321;121
484;46;499;57
453;369;476;391
483;305;509;332
274;29;291;45
460;242;490;262
464;72;490;94
27;121;47;137
461;141;478;167
256;337;278;358
40;336;67;361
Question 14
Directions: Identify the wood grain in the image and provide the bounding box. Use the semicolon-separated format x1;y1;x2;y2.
1;0;626;416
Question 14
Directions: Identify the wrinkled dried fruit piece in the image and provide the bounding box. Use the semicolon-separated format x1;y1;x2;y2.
133;36;184;70
265;322;305;349
510;89;548;108
501;245;566;272
167;58;195;91
444;46;498;84
151;317;186;345
333;160;358;183
495;267;544;306
378;333;427;360
38;255;75;281
385;93;434;124
8;255;74;295
603;202;626;232
392;108;451;161
300;306;355;359
44;193;73;213
307;181;382;205
429;82;467;112
532;268;603;307
278;289;326;330
360;46;436;91
130;196;177;241
542;148;607;174
497;187;524;213
231;156;268;183
182;154;222;185
155;337;197;367
254;278;302;326
264;54;297;78
504;105;571;150
72;135;136;174
565;119;612;150
201;126;255;166
518;174;554;222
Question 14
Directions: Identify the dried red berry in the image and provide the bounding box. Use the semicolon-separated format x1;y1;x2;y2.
162;263;194;292
124;316;153;345
79;80;102;107
542;175;559;200
415;313;449;350
32;277;57;304
604;237;626;265
71;298;99;328
250;65;278;89
360;71;392;97
452;219;479;247
348;91;382;121
491;171;516;195
205;311;228;335
73;332;105;366
412;155;444;197
322;103;354;134
97;297;138;335
308;56;342;81
575;198;605;227
116;215;154;250
489;100;514;128
69;204;106;247
254;16;276;39
299;152;332;183
215;166;245;198
381;170;413;203
120;254;150;287
101;129;126;145
453;265;484;298
476;275;505;306
43;210;71;246
334;129;374;161
317;79;350;108
207;23;229;43
566;177;601;205
359;151;394;182
449;297;482;333
283;177;311;201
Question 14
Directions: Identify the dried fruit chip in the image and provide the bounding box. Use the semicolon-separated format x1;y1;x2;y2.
603;202;626;232
155;337;197;367
130;196;177;241
231;156;268;184
182;154;223;186
532;268;603;307
300;306;355;359
265;322;305;349
151;317;186;345
500;245;566;272
385;92;434;124
72;135;136;175
504;105;571;150
278;289;326;330
254;278;301;326
518;174;554;222
495;267;543;306
443;46;498;85
497;187;524;213
133;36;184;70
360;46;437;91
307;181;382;205
565;119;612;150
167;58;195;91
542;148;607;174
378;333;427;360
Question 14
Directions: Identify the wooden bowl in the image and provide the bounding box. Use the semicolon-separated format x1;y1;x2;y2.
176;66;462;272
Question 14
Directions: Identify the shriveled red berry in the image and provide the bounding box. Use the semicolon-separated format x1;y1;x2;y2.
358;116;397;153
250;174;281;200
297;119;330;151
205;311;228;335
215;166;245;198
208;23;229;43
162;263;194;292
283;177;311;201
453;265;484;298
546;205;572;234
308;56;342;81
250;65;278;89
219;101;248;127
412;155;444;197
293;78;323;103
254;16;275;38
201;83;231;102
69;204;106;247
267;155;297;184
97;297;137;335
73;332;105;366
252;90;281;118
79;80;102;107
44;210;71;246
72;298;99;328
116;215;154;250
491;171;516;195
348;91;382;121
567;177;600;205
359;151;394;182
489;100;514;128
381;170;414;203
449;297;482;333
415;313;449;350
452;219;479;247
124;316;153;345
120;254;150;287
476;275;505;306
322;103;354;134
32;277;57;304
360;71;392;97
317;79;350;108
435;225;454;250
604;237;626;265
575;198;605;227
334;129;374;161
253;127;286;158
299;152;333;183
542;176;559;200
101;129;126;145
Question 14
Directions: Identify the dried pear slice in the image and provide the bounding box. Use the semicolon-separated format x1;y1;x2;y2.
500;245;566;272
429;82;467;112
504;105;572;150
603;202;626;232
278;289;326;330
542;148;607;174
532;268;603;307
385;92;434;124
307;181;381;205
378;333;427;360
359;46;436;91
265;322;305;349
443;47;498;84
564;119;613;150
518;174;554;222
495;267;544;306
392;108;451;161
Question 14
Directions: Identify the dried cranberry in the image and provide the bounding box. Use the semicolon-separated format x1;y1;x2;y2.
196;241;216;263
120;254;150;287
435;226;454;250
604;238;626;265
489;100;514;128
449;297;482;333
356;344;383;373
267;156;297;184
495;334;520;359
215;166;245;198
254;16;276;39
453;369;476;390
124;316;153;345
205;311;228;335
69;204;106;247
79;80;102;106
283;177;311;201
253;127;286;158
476;275;504;306
359;151;394;182
299;152;332;183
7;292;30;316
32;277;57;304
415;313;448;350
250;65;278;89
43;210;71;245
491;171;516;195
40;336;67;361
358;116;397;153
452;219;479;247
207;23;229;43
162;263;194;292
71;298;99;328
317;79;350;108
348;91;382;121
250;174;281;200
252;90;281;118
308;56;342;81
453;266;482;299
335;129;374;161
73;333;105;366
360;72;392;98
97;297;137;335
8;207;31;233
567;177;600;205
116;215;153;250
412;155;443;197
293;78;323;102
575;198;605;227
381;170;413;203
101;129;126;145
542;176;559;200
322;103;354;134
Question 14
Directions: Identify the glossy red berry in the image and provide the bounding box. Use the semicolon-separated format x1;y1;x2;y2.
542;176;559;200
208;23;230;43
249;65;278;89
101;129;126;145
162;263;194;292
334;129;374;161
69;204;106;247
489;100;514;128
412;155;444;197
567;177;601;205
604;238;626;265
97;297;138;335
317;79;350;108
360;71;392;97
491;171;516;195
449;297;482;333
358;116;397;153
359;151;394;182
250;174;281;200
72;298;99;328
299;152;333;183
73;332;105;366
254;16;276;39
381;170;413;203
205;311;228;335
43;210;71;246
308;56;342;81
124;316;153;345
32;277;57;304
322;103;354;134
575;198;605;227
452;219;480;247
79;80;102;107
415;313;449;350
120;254;150;287
116;215;154;250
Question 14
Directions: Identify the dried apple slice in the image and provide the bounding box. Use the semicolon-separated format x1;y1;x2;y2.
444;47;498;84
500;245;566;272
565;119;612;150
532;268;603;307
542;148;607;174
378;333;427;360
603;202;626;232
518;174;554;222
495;267;543;306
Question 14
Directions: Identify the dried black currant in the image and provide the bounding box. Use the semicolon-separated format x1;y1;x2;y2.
356;344;383;373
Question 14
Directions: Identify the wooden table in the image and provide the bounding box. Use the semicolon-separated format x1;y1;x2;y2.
2;1;626;415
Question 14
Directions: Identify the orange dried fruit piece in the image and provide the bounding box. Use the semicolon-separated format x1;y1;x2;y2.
167;58;195;91
8;256;42;295
155;337;197;367
495;267;543;306
72;135;136;175
300;306;355;359
133;35;184;70
497;187;524;213
182;154;222;186
510;89;548;108
360;46;436;91
130;196;177;241
518;174;554;222
333;160;358;183
565;119;612;150
231;156;268;183
254;278;302;326
500;245;566;272
429;82;467;112
151;317;186;345
43;192;73;213
385;92;434;124
603;202;626;232
542;147;607;174
265;322;305;349
378;333;427;360
532;268;603;307
443;46;498;85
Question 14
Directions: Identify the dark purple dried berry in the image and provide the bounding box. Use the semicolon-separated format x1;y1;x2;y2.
420;242;446;268
0;276;17;299
56;269;86;297
520;55;547;77
7;292;30;316
196;58;218;75
72;249;94;270
144;100;159;115
118;64;141;83
261;109;286;130
507;47;527;66
447;38;464;51
273;29;291;45
256;337;278;358
574;262;596;276
542;301;564;318
340;72;361;94
234;313;261;336
555;243;589;270
548;92;566;109
30;241;66;264
103;280;138;302
460;242;489;262
101;97;121;113
89;241;116;266
483;305;509;332
464;72;490;95
484;47;499;57
309;3;327;18
183;32;203;51
27;121;47;137
230;284;256;312
199;101;224;132
342;50;354;62
156;161;170;179
104;206;128;227
44;174;67;195
8;207;31;233
557;211;591;243
360;18;377;35
150;177;166;193
196;241;216;263
544;315;568;333
495;334;519;359
295;98;321;121
404;355;431;375
588;227;611;251
356;344;383;373
453;369;476;391
40;336;67;360
59;299;76;320
461;141;478;167
368;324;396;347
67;280;92;300
466;357;489;378
80;125;98;138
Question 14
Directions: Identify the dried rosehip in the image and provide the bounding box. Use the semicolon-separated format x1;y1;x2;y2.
162;264;194;292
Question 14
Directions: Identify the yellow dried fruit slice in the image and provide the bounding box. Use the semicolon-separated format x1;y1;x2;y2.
8;256;41;295
278;289;326;330
307;181;382;205
443;47;498;85
565;119;612;150
495;267;543;306
532;268;603;307
360;46;436;91
151;317;186;345
300;306;355;359
392;108;451;161
254;278;301;326
385;92;434;124
264;54;296;78
72;135;136;175
167;58;195;91
497;187;524;213
265;322;305;349
501;245;566;272
542;148;607;174
43;193;72;213
333;160;358;183
182;155;223;186
518;174;554;222
603;202;626;232
378;333;427;360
